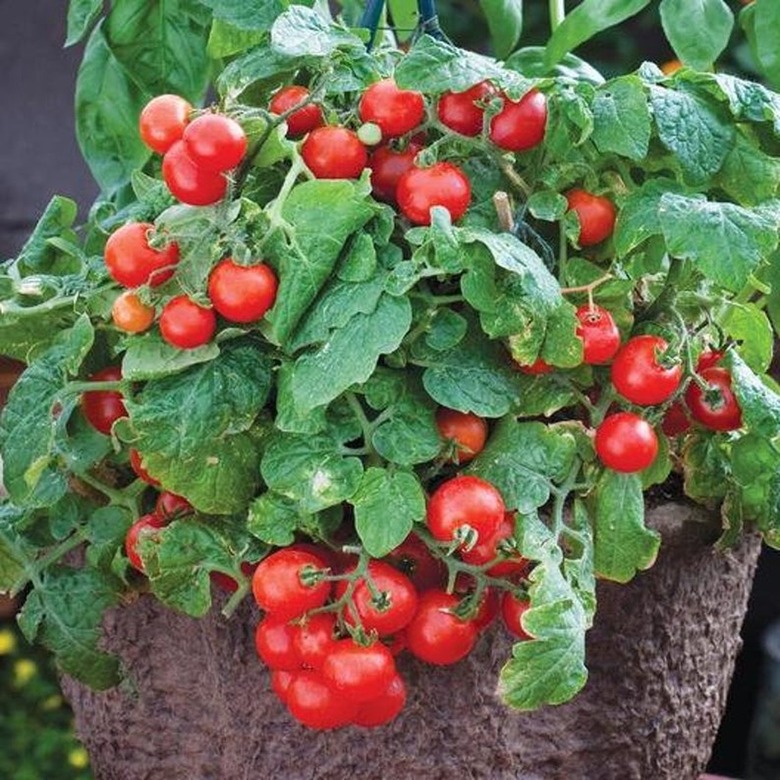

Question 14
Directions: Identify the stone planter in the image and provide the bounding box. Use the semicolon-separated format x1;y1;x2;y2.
62;501;761;780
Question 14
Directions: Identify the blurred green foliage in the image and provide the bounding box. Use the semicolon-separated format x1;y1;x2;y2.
0;618;93;780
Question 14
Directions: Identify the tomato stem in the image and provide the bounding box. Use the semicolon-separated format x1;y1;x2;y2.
549;0;566;33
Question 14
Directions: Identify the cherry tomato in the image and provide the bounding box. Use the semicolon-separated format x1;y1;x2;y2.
576;305;621;365
335;561;418;636
182;113;247;172
489;88;547;152
383;534;446;591
269;86;324;138
129;448;161;487
81;367;127;435
405;589;479;665
465;586;500;631
286;671;358;729
595;412;659;473
660;59;682;76
255;615;299;671
252;549;331;620
396;162;471;226
301;127;368;179
159;295;216;350
501;592;532;640
368;143;421;204
427;475;504;550
112;291;156;334
685;367;742;432
661;401;691;437
154;491;192;520
461;512;528;578
437;80;497;137
270;670;294;704
321;639;397;703
515;357;553;375
139;94;192;155
125;513;167;572
292;613;338;670
162;140;228;206
611;334;682;405
353;674;407;728
207;258;278;323
104;222;179;288
696;350;724;371
565;189;616;247
359;79;425;139
435;408;488;464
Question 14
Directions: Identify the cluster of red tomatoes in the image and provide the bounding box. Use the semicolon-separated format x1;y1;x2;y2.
250;466;531;731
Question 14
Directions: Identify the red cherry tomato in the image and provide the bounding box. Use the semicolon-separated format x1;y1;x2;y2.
595;412;659;473
321;639;397;703
104;222;179;288
368;143;421;204
611;334;683;405
435;407;488;463
396;162;471;226
112;291;156;334
575;305;621;365
489;88;547;152
437;81;497;137
139;94;192;155
255;615;299;671
469;587;500;632
661;401;691;437
335;561;418;636
252;549;331;620
685;367;742;432
359;79;425;139
162;140;228;206
501;592;532;640
270;670;294;703
405;589;479;665
159;295;216;350
207;258;278;323
461;512;529;578
353;674;407;728
269;86;324;138
565;189;616;247
81;366;127;435
426;475;505;550
383;534;446;591
129;448;161;487
286;671;358;730
515;357;553;375
696;350;724;371
301;127;368;180
154;491;192;520
292;613;338;671
125;513;167;572
182;113;247;172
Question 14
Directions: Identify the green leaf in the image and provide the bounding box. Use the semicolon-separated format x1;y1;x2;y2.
468;419;578;513
207;18;266;57
85;506;133;572
649;85;734;182
660;0;734;71
394;35;531;96
0;506;34;594
352;468;425;557
197;0;285;31
545;0;653;67
591;471;660;583
658;193;779;292
216;46;309;97
425;308;468;351
75;24;152;194
126;343;273;461
726;351;780;438
12;196;79;276
753;0;780;88
105;0;211;100
0;317;94;507
291;294;412;413
265;179;378;346
387;0;419;43
505;47;605;84
122;331;221;380
717;131;780;207
614;178;683;257
271;5;364;55
247;492;307;546
682;431;730;505
17;566;121;689
261;432;363;513
66;0;104;46
721;304;773;374
730;434;780;545
498;512;591;709
591;76;651;161
480;0;522;59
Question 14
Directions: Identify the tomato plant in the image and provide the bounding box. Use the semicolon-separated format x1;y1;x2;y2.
3;0;780;737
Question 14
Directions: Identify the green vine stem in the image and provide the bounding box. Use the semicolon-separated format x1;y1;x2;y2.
550;0;566;33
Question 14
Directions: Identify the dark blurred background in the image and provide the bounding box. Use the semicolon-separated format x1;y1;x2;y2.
0;1;777;777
